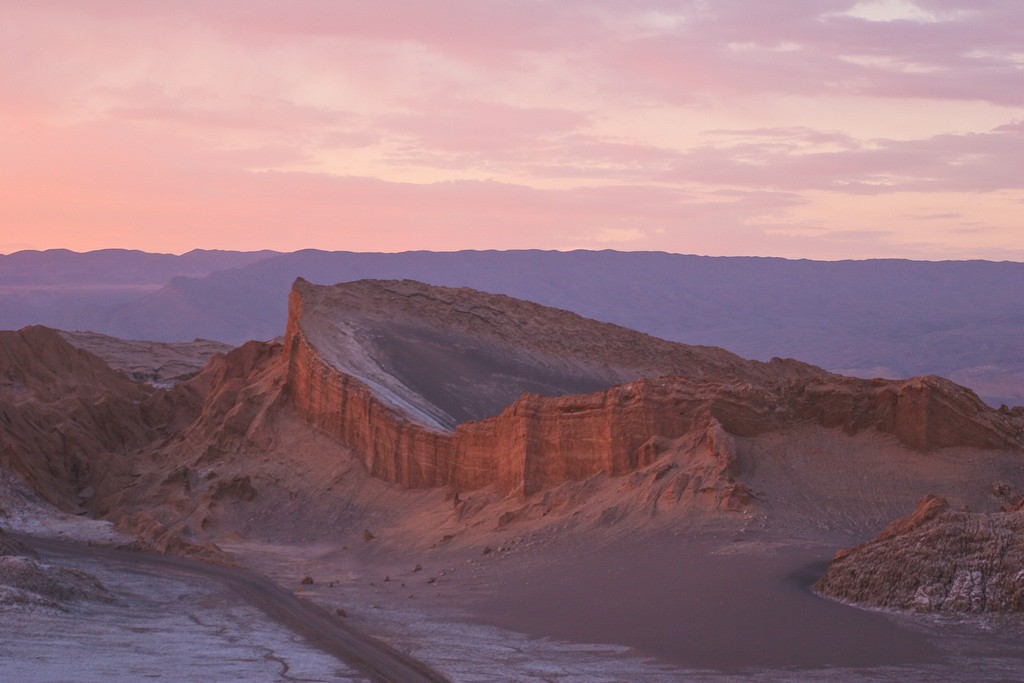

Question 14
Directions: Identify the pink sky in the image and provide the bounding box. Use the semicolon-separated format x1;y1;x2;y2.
1;0;1022;259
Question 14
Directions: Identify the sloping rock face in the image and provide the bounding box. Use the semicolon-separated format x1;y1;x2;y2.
284;279;1024;496
0;327;163;511
286;277;808;430
91;339;290;545
817;495;1024;612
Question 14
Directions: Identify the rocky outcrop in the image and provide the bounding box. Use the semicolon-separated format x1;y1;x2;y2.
284;279;1024;497
0;326;160;511
817;495;1024;613
0;528;111;609
115;512;234;565
793;374;1020;452
2;281;1021;549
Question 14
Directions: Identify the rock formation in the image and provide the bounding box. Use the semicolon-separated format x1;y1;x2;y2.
0;326;161;511
1;279;1022;553
0;528;111;609
817;494;1024;612
284;279;1024;497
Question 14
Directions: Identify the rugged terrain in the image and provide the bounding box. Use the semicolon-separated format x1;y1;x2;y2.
818;494;1024;612
2;277;1024;679
285;279;1021;502
60;331;231;386
3;278;1023;553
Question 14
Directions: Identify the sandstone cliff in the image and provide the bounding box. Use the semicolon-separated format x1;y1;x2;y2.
816;494;1024;612
283;279;1024;497
2;282;1021;552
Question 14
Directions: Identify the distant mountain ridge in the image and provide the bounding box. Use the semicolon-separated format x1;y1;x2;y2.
0;248;278;286
1;248;1021;406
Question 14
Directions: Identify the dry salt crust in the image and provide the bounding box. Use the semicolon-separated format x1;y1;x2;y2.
0;469;119;543
0;549;369;683
5;478;1024;682
0;476;362;682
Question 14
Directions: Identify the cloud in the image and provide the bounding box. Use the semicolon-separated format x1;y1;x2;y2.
591;228;647;243
1;0;1021;259
383;100;590;157
905;212;962;220
659;124;1024;194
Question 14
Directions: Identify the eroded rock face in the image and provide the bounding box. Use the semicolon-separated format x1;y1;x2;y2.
284;279;1024;496
115;512;234;565
285;277;821;430
0;326;161;511
817;495;1024;612
2;281;1022;553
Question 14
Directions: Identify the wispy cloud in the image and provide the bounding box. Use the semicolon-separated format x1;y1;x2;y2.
0;0;1021;259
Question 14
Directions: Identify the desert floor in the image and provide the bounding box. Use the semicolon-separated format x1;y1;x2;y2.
224;527;1024;682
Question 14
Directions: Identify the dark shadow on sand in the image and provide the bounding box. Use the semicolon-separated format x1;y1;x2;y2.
469;538;940;671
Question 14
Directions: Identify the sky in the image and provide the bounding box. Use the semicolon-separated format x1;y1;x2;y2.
1;0;1022;260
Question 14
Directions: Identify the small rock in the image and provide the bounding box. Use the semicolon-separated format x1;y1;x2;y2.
300;576;314;585
335;608;347;618
363;529;375;542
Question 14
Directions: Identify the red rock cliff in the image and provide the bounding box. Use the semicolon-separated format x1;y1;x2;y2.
284;280;1024;496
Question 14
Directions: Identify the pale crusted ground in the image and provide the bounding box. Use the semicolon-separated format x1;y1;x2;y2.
59;330;231;386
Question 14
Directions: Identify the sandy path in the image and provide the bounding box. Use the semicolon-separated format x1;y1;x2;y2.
21;535;450;683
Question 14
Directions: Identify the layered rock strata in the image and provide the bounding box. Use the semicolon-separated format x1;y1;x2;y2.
284;279;1024;496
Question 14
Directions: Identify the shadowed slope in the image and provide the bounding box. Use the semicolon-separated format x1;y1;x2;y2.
288;277;818;430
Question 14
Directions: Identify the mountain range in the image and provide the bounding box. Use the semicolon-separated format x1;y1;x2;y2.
3;248;1022;407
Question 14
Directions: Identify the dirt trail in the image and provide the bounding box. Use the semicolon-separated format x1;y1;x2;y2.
20;534;450;683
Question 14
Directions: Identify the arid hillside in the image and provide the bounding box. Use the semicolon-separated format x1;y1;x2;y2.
2;274;1015;548
1;279;1023;628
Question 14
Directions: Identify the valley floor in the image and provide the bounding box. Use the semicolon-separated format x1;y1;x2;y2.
1;542;368;683
227;530;1024;682
5;530;1024;682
